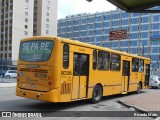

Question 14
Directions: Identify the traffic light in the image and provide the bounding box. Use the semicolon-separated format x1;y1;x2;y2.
86;0;93;2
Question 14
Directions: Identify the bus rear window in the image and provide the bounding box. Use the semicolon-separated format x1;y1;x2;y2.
20;40;54;62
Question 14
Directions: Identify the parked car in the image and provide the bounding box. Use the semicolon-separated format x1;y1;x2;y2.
149;75;160;89
5;70;17;78
0;70;5;77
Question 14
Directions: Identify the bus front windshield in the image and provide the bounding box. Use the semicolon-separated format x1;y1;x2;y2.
20;40;54;62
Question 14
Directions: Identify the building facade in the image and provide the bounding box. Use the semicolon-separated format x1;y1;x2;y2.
0;0;57;61
58;7;160;68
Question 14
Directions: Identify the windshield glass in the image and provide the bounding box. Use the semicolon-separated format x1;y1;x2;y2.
20;40;54;62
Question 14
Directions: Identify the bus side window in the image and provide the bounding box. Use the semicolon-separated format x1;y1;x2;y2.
93;50;97;70
98;51;103;70
139;59;144;72
110;53;120;71
63;44;69;69
132;58;139;72
103;52;110;70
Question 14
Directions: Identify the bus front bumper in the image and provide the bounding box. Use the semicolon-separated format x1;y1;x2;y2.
16;87;60;102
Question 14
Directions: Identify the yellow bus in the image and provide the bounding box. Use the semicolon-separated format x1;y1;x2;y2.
16;36;150;103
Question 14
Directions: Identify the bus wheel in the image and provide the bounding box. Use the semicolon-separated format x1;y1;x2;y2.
137;83;142;94
91;85;102;104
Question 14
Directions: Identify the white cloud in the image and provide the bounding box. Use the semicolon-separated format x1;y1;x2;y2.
58;0;116;19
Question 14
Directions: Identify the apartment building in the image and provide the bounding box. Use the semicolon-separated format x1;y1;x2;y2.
0;0;57;61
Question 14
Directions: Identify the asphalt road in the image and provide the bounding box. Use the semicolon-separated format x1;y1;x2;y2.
0;87;157;120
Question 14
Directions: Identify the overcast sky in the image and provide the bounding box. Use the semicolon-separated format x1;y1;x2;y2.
58;0;116;19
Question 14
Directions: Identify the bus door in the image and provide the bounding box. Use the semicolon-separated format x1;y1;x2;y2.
122;60;130;92
72;53;89;99
144;64;150;87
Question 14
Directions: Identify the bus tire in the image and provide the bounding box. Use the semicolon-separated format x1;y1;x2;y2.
90;85;102;104
137;82;142;94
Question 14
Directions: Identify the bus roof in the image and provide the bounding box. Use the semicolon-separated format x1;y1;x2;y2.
61;38;150;61
21;36;150;61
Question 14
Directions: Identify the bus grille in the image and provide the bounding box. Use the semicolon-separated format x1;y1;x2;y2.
61;83;71;94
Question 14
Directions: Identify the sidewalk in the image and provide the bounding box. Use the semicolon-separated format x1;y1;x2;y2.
118;89;160;118
0;78;17;88
0;82;16;87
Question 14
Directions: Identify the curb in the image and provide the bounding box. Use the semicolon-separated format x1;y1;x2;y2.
0;83;17;88
117;100;159;119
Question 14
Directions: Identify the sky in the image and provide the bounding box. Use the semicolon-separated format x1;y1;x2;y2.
58;0;116;19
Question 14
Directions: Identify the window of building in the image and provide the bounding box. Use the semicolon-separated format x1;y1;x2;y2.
122;19;128;25
89;24;94;29
96;16;102;22
67;33;72;38
73;32;79;37
63;44;69;69
81;18;87;24
80;31;86;36
95;36;101;42
61;28;65;33
47;6;49;11
103;22;110;27
25;25;28;29
25;0;29;3
74;20;79;25
141;40;148;46
95;30;101;35
46;30;49;34
153;15;159;22
122;12;129;18
87;37;93;42
152;55;158;61
121;41;128;47
132;26;138;31
25;5;28;10
88;17;94;23
153;23;159;29
73;26;79;31
80;25;87;30
131;33;138;39
47;12;49;16
132;58;139;72
25;12;28;16
24;31;28;35
113;13;119;19
46;18;49;22
139;59;144;72
110;53;120;71
113;20;119;26
132;18;138;24
80;37;86;42
46;24;49;29
104;14;111;21
111;42;118;47
142;17;149;23
67;27;72;32
25;18;28;22
88;30;94;36
47;0;50;5
93;50;97;70
96;23;102;28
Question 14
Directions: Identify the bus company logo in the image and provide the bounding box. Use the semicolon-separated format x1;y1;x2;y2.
2;112;11;117
61;71;72;75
